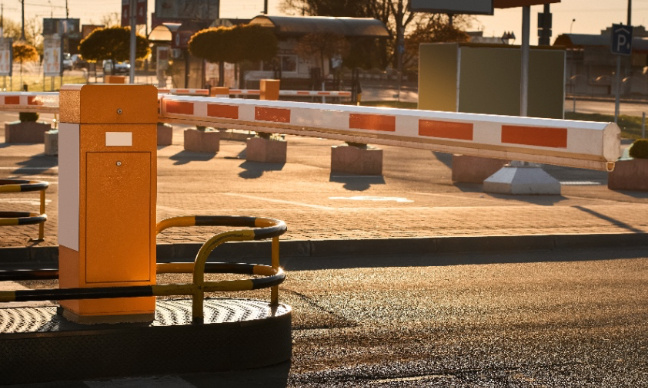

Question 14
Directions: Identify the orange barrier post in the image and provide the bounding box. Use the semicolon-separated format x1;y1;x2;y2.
260;79;280;100
210;86;230;96
58;84;158;324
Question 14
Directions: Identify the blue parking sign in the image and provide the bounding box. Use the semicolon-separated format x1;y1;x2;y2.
612;24;633;55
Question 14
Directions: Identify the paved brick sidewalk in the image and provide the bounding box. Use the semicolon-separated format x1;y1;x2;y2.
1;127;648;249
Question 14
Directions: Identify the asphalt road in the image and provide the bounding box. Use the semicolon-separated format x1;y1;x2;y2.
7;246;648;387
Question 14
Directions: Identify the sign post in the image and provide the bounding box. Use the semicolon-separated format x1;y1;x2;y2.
0;38;12;90
611;24;633;123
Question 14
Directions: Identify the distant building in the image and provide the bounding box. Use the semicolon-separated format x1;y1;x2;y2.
149;14;389;90
467;31;514;45
554;26;648;97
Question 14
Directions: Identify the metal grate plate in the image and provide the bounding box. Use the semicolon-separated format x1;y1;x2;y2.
0;298;290;334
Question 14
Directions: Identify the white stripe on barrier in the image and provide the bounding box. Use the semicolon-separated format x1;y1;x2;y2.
159;96;620;171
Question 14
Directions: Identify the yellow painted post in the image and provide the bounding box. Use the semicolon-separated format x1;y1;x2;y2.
38;189;45;240
260;79;280;101
271;236;279;306
58;84;158;324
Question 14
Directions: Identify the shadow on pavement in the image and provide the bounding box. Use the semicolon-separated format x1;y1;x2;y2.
432;151;452;168
182;362;291;388
169;150;217;165
574;205;646;233
14;154;58;175
238;161;285;179
329;174;385;191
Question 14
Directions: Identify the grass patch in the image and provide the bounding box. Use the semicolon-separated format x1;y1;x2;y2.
2;74;89;92
565;112;644;140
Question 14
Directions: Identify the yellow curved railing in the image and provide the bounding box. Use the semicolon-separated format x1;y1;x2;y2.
156;215;287;323
0;179;49;241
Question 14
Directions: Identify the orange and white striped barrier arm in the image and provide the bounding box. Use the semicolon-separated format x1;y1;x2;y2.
229;89;261;96
159;96;620;171
0;92;59;113
279;90;352;97
157;88;210;96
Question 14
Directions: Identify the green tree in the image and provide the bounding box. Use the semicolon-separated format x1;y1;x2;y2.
78;26;150;74
296;32;348;78
3;17;42;49
189;24;278;87
13;42;39;88
404;14;469;74
188;26;232;63
282;0;471;70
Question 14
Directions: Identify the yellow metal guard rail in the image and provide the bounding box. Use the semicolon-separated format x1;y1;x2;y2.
0;215;287;324
0;179;49;241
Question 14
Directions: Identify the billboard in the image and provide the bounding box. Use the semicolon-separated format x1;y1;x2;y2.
43;18;80;38
0;39;12;76
155;0;219;20
43;35;63;76
409;0;494;15
122;0;148;27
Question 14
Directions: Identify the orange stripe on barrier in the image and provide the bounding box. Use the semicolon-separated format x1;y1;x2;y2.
207;104;239;119
255;107;290;123
502;125;568;148
349;113;396;132
419;120;473;140
297;91;310;95
165;101;194;115
27;96;42;105
5;96;19;104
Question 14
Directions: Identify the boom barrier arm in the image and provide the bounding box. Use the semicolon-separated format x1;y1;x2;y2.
0;92;621;171
159;96;621;171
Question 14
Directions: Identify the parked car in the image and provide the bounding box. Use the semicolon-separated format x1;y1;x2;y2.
62;53;73;70
102;60;130;74
71;54;88;69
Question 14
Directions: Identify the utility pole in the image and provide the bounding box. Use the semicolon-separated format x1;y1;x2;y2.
628;0;632;25
19;0;24;41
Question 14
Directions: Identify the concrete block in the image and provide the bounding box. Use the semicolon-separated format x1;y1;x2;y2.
452;155;509;183
157;123;173;146
5;121;52;143
483;164;561;195
183;128;220;153
331;144;383;175
246;137;287;163
44;130;58;155
608;159;648;191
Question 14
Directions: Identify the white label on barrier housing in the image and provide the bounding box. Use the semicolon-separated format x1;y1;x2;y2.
106;132;132;146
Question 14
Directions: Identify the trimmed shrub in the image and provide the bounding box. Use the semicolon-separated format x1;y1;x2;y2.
629;139;648;159
19;112;39;122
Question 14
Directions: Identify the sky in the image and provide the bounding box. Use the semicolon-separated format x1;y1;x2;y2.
4;0;647;45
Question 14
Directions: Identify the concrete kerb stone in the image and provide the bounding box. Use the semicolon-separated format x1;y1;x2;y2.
3;233;648;269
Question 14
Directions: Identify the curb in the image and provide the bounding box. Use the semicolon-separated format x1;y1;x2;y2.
1;233;647;269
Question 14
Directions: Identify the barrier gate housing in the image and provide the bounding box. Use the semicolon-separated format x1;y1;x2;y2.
58;84;158;323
